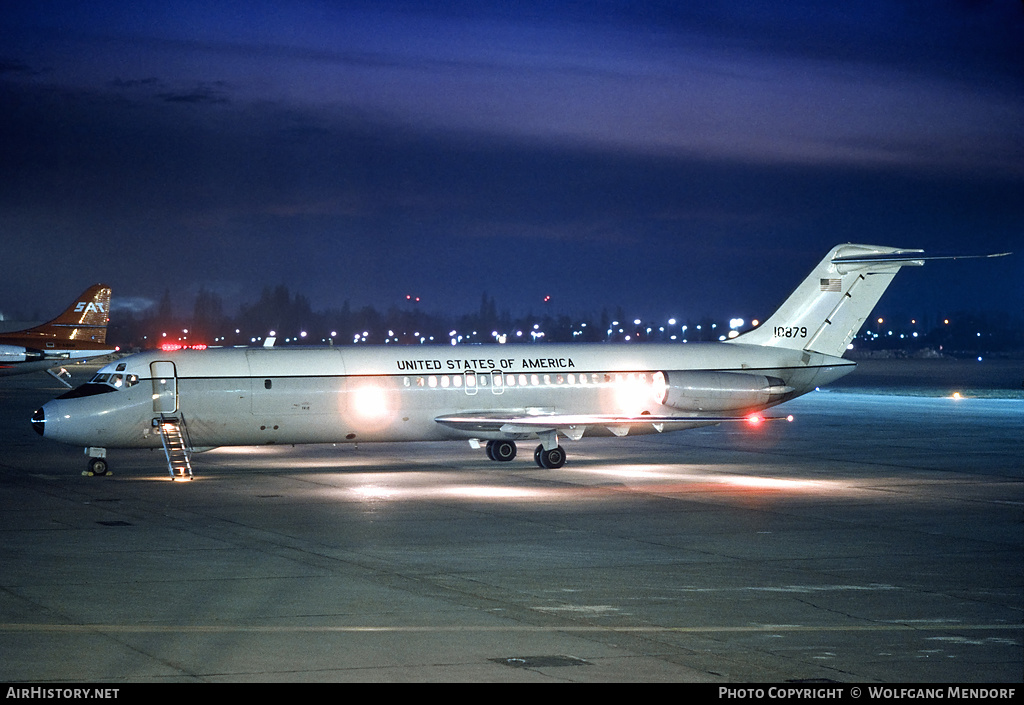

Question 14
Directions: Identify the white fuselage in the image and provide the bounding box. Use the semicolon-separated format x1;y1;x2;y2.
31;243;987;475
35;342;853;450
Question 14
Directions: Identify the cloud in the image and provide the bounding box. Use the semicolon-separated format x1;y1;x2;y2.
111;296;157;315
0;2;1019;319
0;57;39;76
156;82;230;105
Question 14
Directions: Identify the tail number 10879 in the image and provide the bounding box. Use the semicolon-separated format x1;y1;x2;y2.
774;326;808;338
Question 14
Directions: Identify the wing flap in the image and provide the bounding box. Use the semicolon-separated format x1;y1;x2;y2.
435;411;792;439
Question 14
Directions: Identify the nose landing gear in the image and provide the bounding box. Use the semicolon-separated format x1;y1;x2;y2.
84;448;110;476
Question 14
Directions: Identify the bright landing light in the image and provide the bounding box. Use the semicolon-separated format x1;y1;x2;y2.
352;385;389;419
613;373;660;416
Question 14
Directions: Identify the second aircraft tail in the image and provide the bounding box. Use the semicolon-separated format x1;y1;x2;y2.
23;284;112;345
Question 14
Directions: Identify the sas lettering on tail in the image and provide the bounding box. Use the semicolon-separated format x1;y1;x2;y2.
0;284;115;385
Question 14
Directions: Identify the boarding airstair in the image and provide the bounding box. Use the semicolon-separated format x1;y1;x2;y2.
156;416;193;481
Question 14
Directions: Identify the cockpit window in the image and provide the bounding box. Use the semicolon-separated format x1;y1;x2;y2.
89;372;139;387
60;372;140;399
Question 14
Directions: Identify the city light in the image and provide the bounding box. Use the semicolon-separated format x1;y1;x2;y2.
121;291;1010;354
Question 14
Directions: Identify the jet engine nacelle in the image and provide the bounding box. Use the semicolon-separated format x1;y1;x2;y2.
0;344;35;363
659;370;793;412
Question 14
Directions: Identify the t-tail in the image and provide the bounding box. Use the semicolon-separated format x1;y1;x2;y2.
22;284;112;345
730;243;1010;358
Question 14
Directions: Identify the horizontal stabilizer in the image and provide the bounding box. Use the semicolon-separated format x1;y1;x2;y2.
831;251;1010;266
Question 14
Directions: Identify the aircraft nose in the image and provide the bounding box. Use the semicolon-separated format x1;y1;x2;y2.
32;407;45;436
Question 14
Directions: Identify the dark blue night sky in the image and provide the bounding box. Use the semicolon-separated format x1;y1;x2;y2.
1;1;1021;326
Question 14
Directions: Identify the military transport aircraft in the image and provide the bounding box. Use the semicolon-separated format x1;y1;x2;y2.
31;245;1008;480
1;284;114;385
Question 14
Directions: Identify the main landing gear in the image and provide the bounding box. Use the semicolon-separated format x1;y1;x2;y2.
533;444;566;469
485;440;566;469
485;440;517;462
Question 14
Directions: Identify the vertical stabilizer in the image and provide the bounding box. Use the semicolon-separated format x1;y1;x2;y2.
25;284;112;344
729;244;923;357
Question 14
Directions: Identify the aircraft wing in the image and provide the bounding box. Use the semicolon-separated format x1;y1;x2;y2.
435;410;792;440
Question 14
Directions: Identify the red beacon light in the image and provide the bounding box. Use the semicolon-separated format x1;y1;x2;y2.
159;343;208;352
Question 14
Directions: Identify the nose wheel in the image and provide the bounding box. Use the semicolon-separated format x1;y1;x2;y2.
86;457;110;476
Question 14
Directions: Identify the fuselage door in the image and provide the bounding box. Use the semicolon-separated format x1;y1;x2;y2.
150;361;178;414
